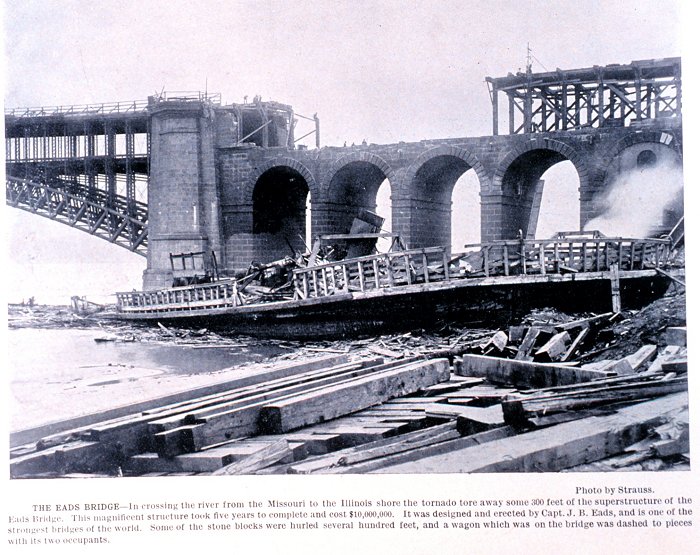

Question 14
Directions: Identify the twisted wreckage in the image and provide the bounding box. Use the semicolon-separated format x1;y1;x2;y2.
11;289;688;477
10;214;687;478
113;211;685;340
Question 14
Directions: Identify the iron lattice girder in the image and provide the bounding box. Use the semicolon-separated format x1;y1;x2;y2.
6;176;148;256
489;57;682;134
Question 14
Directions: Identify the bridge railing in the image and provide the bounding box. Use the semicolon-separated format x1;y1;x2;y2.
292;237;673;299
116;279;240;312
114;235;674;311
293;247;453;299
457;237;672;278
5;91;222;118
5;100;150;118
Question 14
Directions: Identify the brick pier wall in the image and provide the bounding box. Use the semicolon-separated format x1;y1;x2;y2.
144;100;682;287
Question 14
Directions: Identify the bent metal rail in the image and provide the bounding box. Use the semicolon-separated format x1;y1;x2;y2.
115;236;672;314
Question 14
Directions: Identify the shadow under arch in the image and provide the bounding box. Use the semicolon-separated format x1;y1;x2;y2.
492;139;588;240
250;159;316;261
399;145;486;249
321;151;396;235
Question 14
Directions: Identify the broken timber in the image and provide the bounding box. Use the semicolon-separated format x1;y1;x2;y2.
459;354;610;388
372;392;688;473
501;375;688;424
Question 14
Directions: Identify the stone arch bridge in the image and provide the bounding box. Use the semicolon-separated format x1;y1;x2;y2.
5;58;683;290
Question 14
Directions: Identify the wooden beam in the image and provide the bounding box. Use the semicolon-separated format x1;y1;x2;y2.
212;439;292;475
267;422;462;474
11;353;350;448
514;327;544;361
460;354;608;388
534;331;571;362
501;376;687;424
624;345;657;371
372;392;688;473
177;357;427;453
258;359;451;434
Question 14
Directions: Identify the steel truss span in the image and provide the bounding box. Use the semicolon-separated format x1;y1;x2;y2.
6;175;148;256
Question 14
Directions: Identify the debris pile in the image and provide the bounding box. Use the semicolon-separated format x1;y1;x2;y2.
9;291;688;477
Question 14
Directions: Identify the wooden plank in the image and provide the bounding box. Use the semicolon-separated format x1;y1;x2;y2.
561;326;590;362
514;327;543;361
258;359;451;434
180;358;426;453
624;345;657;371
274;422;461;475
423;403;505;434
610;263;621;312
488;331;509;352
153;424;201;458
374;393;688;474
301;426;398;447
534;331;571;362
270;433;344;455
501;376;688;424
661;359;688;374
127;441;288;474
212;439;291;475
460;354;608;388
10;354;351;448
340;426;515;474
147;358;382;433
10;440;111;478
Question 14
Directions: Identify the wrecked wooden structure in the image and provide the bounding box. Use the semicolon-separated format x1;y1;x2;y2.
10;310;689;477
112;233;680;339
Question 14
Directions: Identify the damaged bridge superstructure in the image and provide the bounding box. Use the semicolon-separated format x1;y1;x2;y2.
4;57;683;290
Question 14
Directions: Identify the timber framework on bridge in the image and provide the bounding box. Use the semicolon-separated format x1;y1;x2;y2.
5;57;683;290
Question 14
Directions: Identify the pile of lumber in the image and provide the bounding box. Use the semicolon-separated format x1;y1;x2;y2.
260;344;687;475
10;354;450;478
469;312;616;362
10;316;689;477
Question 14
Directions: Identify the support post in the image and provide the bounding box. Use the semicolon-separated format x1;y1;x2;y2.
610;263;621;313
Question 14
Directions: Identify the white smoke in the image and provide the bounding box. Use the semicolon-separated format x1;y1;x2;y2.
584;161;684;238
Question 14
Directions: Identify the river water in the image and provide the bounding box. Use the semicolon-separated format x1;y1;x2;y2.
6;325;288;433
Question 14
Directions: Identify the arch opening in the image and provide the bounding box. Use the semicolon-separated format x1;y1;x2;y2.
326;161;389;235
535;161;581;238
252;166;310;260
501;149;581;239
451;170;481;251
409;155;474;250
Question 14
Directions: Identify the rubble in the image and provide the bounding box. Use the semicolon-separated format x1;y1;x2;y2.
8;288;689;477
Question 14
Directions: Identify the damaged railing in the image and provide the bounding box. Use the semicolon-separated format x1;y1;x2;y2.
115;236;673;311
292;247;451;299
293;237;673;300
116;279;242;313
461;236;673;278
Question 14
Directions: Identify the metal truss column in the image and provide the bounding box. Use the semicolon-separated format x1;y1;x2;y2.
125;120;135;215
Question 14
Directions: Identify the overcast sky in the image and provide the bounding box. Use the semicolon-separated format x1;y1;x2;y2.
2;0;688;304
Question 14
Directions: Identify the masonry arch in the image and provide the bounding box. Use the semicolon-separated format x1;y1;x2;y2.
399;146;486;250
493;140;587;240
321;152;396;236
251;161;314;261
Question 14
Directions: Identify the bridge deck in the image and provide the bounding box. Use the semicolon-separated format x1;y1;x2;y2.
115;235;674;316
